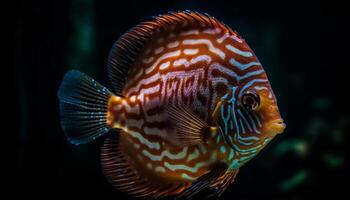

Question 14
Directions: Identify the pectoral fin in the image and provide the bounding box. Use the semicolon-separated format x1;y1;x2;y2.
166;105;211;146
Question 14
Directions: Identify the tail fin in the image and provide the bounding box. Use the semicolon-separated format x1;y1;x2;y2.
58;70;113;145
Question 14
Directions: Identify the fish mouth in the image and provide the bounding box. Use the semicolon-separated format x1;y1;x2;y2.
269;119;286;134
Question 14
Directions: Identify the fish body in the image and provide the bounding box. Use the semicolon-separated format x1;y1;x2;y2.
58;11;285;199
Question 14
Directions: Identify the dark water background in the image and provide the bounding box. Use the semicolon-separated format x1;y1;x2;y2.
14;0;348;199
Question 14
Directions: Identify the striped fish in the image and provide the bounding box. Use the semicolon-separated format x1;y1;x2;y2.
58;11;286;199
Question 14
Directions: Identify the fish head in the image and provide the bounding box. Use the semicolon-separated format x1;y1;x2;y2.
213;80;285;154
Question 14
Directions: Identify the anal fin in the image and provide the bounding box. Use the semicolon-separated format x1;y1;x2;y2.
179;164;238;199
101;131;187;198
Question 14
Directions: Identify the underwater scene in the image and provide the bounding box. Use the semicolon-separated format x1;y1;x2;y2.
14;0;348;199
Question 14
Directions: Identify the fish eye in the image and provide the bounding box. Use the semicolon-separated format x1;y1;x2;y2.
242;91;260;110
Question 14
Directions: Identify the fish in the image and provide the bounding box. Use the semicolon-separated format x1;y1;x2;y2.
58;11;286;199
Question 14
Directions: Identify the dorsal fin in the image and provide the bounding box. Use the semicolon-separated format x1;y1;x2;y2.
107;10;241;95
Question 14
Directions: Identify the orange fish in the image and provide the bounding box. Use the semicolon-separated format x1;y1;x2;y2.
58;11;285;199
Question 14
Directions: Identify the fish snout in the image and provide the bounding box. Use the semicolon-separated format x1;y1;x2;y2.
269;119;286;134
